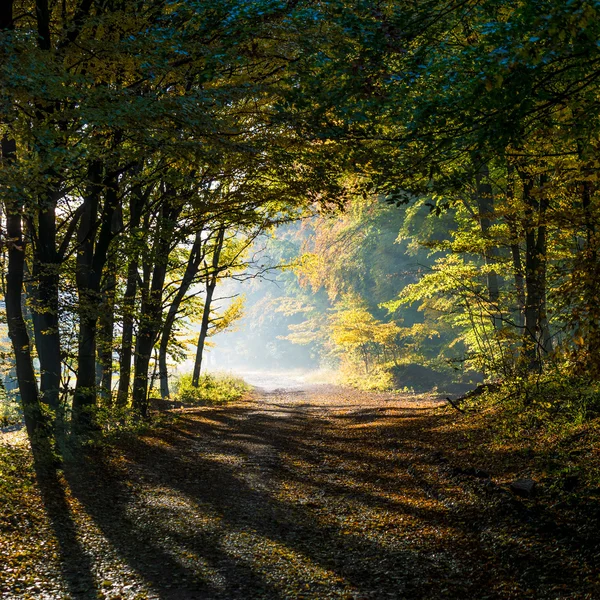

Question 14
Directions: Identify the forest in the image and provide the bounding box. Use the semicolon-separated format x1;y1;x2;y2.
1;0;599;598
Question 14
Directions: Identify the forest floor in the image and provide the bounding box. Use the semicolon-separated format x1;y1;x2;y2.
1;384;599;599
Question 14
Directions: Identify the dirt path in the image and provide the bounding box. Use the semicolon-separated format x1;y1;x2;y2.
4;385;599;599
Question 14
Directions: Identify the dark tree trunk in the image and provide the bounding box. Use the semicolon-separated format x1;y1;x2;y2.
192;227;225;387
0;13;47;446
506;164;525;329
521;173;551;372
32;196;62;413
27;0;60;412
579;175;600;376
116;185;146;406
474;165;500;323
35;0;51;50
132;198;181;417
0;1;14;30
72;165;119;430
98;263;116;404
159;231;204;398
2;135;49;449
71;162;102;427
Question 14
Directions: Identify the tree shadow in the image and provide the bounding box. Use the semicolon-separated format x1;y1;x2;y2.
62;412;454;598
30;444;97;599
55;402;600;599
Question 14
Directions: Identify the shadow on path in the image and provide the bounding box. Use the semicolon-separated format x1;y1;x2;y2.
56;392;600;599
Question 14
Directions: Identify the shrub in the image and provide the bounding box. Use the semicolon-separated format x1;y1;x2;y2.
174;372;251;405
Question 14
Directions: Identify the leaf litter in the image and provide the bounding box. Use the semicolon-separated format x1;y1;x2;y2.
1;385;598;599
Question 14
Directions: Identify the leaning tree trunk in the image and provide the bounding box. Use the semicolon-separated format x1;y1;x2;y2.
159;231;203;399
2;136;49;451
132;199;180;417
192;227;225;387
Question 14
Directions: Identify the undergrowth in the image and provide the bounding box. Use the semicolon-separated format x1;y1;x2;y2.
342;367;395;391
462;374;600;493
173;372;251;405
0;392;21;427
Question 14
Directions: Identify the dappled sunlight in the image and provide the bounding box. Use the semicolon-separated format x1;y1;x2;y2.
2;386;598;598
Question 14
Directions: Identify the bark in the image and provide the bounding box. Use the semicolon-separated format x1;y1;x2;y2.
2;136;48;449
580;176;600;376
132;198;181;416
506;164;526;329
98;264;116;404
521;173;551;372
0;14;46;443
192;227;225;387
159;231;204;398
31;192;62;413
0;0;14;30
116;184;146;406
474;165;500;325
72;165;119;430
35;0;51;50
27;0;63;412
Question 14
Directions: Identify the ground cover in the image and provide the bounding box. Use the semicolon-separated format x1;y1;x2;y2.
0;385;598;599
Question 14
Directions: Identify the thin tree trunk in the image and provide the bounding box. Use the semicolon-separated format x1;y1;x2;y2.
474;164;500;326
116;185;145;406
577;148;600;377
192;227;225;387
521;173;550;372
71;162;102;428
159;231;204;398
98;263;116;404
132;198;180;416
506;164;526;329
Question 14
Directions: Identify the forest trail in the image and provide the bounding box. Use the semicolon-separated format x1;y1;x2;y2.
5;385;599;599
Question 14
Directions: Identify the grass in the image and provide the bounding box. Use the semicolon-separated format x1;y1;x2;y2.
173;372;252;405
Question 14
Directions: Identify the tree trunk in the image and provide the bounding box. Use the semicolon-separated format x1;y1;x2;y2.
0;12;47;447
72;165;119;430
71;162;102;428
192;227;225;387
579;175;600;377
2;135;49;450
132;198;180;416
159;231;203;398
98;264;116;404
474;165;500;324
116;185;146;406
32;203;62;413
506;164;525;330
521;173;551;372
0;1;15;31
